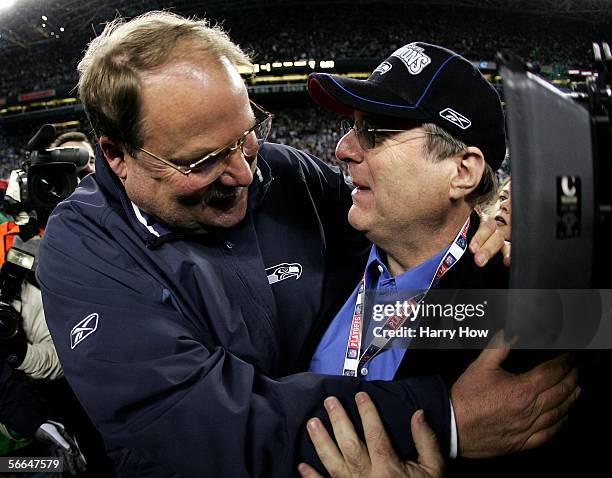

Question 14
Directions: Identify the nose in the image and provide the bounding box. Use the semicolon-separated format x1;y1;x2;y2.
335;129;364;165
501;197;511;212
218;148;254;187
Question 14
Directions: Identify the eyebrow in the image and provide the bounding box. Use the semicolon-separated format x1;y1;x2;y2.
167;111;259;164
170;148;218;165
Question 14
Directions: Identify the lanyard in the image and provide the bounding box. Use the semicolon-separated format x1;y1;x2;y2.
342;217;471;377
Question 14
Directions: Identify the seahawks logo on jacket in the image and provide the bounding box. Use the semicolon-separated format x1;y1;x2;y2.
266;263;303;284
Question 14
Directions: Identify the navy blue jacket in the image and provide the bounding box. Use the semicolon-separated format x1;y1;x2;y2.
37;143;451;477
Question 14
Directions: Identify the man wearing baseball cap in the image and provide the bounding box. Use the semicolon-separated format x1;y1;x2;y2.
300;43;578;476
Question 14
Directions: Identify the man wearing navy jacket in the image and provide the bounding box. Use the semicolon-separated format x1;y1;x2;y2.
37;12;577;477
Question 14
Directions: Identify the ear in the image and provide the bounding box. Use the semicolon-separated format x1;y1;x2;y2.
99;135;128;180
448;146;485;201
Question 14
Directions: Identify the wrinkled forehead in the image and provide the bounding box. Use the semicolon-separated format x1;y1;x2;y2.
138;54;251;140
141;53;246;98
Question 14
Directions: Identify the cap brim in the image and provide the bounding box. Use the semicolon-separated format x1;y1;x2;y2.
308;73;429;120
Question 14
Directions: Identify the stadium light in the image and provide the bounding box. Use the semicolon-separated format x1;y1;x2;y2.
42;23;46;27
60;27;64;32
0;0;18;10
42;15;47;20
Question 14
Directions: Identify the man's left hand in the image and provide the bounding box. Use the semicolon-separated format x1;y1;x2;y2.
298;392;445;478
469;215;511;267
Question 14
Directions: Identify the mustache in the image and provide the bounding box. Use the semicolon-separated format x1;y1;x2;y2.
178;184;243;207
204;184;242;203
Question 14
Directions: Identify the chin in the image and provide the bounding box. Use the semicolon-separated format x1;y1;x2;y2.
347;207;370;232
202;193;249;228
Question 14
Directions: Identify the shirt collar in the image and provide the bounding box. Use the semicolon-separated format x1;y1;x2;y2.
365;243;450;291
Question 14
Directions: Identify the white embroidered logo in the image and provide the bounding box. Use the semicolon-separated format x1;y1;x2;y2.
439;108;472;129
391;44;431;75
266;263;303;285
70;313;99;349
374;61;393;75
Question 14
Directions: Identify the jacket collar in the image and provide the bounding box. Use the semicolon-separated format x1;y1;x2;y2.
93;143;274;247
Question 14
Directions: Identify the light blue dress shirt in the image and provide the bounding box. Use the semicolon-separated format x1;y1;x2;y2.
309;244;448;380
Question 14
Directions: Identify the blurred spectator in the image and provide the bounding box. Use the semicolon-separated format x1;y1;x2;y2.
491;177;512;242
50;131;96;179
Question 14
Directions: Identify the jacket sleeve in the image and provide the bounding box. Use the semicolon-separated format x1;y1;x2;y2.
37;214;450;478
14;281;63;380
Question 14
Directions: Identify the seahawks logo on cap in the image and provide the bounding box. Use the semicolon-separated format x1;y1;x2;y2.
439;108;472;129
374;61;393;75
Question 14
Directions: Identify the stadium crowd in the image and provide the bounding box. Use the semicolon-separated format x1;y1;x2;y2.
0;2;610;97
1;2;609;175
0;127;25;179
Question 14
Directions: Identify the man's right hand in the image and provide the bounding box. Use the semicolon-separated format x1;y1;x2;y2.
450;336;580;458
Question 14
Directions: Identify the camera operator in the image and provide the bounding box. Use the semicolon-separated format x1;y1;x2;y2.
0;147;64;380
0;125;112;475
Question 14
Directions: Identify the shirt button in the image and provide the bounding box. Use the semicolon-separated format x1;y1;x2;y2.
360;367;369;376
377;265;384;273
224;241;234;250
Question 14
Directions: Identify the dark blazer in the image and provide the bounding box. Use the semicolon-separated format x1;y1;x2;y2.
395;213;611;476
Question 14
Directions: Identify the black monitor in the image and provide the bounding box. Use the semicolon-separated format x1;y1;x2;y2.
501;63;596;288
499;56;612;349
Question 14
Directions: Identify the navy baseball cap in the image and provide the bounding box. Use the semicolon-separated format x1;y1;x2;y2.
308;42;506;170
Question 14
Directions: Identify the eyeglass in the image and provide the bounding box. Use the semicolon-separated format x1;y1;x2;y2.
138;100;273;176
340;119;442;150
